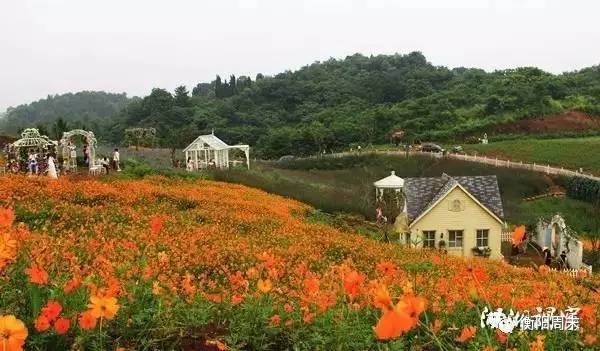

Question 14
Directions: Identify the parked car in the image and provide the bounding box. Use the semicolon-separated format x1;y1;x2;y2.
421;143;444;153
451;146;464;154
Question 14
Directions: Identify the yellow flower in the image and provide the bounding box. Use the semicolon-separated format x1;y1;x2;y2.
87;296;120;320
257;279;272;293
0;315;28;351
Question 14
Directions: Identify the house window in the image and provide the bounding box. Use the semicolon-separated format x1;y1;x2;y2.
476;229;489;247
448;230;463;248
422;231;436;248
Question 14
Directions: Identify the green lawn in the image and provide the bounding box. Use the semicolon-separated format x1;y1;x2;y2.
210;153;560;224
461;136;600;175
515;197;598;237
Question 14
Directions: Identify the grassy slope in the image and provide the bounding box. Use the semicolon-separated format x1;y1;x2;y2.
211;154;563;224
461;136;600;175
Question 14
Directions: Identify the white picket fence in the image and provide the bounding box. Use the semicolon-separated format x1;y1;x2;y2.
549;267;592;278
314;150;600;181
422;151;600;182
501;230;512;242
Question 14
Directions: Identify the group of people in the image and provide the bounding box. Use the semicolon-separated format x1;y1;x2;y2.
184;157;216;172
27;150;58;179
22;147;120;178
99;148;121;174
543;247;569;269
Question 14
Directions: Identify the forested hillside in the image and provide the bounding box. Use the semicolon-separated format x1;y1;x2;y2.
0;91;131;140
115;52;600;158
4;52;600;158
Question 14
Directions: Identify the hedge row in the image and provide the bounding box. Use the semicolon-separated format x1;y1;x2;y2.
566;176;600;204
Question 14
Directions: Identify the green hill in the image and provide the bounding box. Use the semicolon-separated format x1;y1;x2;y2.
0;91;131;140
4;53;600;157
116;52;600;158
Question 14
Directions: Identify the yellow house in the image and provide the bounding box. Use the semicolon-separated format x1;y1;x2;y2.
396;174;504;259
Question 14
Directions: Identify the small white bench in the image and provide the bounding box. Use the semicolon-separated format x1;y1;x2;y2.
89;165;105;176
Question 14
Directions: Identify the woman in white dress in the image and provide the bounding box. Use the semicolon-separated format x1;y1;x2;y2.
47;153;58;179
186;157;194;172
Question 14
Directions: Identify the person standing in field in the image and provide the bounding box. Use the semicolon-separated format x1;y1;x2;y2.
28;150;38;175
112;148;121;171
543;247;552;266
186;157;194;172
47;152;58;179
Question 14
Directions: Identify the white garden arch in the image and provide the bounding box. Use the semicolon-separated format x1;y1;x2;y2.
59;129;98;171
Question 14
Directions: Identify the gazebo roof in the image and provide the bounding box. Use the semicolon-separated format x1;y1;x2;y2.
183;133;250;152
373;171;404;188
11;128;55;148
183;134;230;152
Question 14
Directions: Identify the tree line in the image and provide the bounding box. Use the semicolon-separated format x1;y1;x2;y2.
2;52;599;159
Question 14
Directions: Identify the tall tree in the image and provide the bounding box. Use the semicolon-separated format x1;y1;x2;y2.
174;86;191;107
215;75;223;98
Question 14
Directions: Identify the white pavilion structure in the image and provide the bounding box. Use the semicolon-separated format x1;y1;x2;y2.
373;171;404;201
183;132;250;170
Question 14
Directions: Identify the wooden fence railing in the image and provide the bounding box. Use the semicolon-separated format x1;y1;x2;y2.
420;151;600;181
312;150;600;181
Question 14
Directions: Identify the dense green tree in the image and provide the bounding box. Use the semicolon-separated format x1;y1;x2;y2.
174;86;191;107
3;53;599;159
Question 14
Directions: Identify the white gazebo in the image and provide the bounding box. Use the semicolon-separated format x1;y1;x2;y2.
373;171;404;201
183;132;250;170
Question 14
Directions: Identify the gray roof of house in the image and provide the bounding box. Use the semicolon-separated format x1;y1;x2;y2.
404;174;504;223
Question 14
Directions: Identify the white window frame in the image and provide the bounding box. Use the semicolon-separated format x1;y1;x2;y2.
476;229;489;247
422;230;436;248
448;230;464;248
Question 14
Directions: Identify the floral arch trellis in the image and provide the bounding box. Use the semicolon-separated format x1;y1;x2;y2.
59;129;97;170
5;128;56;173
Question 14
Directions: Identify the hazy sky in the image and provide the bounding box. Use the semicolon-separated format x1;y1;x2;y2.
1;0;599;112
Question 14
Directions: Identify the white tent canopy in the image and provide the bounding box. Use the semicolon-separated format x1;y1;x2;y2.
183;133;250;170
373;171;404;200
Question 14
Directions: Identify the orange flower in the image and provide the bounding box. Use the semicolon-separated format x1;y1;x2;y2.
78;311;97;330
270;314;281;326
496;329;507;344
87;296;120;320
0;232;18;269
303;276;319;296
0;315;28;351
63;277;81;294
0;208;15;228
511;225;526;245
343;270;365;298
584;334;597;346
231;294;244;305
25;265;48;285
455;325;477;343
579;304;596;326
373;284;392;310
376;261;397;277
34;315;50;332
529;335;545;351
374;294;426;340
41;300;62;322
374;307;414;340
53;318;70;335
149;216;164;233
257;279;272;293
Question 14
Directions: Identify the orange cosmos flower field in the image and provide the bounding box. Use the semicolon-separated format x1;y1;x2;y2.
0;175;598;350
